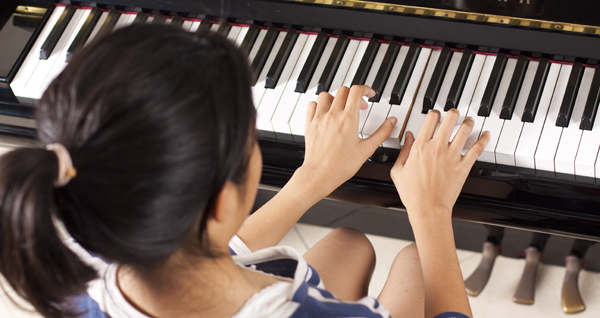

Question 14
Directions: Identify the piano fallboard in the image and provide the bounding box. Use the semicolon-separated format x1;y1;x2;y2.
3;0;600;242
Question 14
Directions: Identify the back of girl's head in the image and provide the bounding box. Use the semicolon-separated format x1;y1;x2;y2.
0;24;256;318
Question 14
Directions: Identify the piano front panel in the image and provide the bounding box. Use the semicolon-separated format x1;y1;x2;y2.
3;0;600;241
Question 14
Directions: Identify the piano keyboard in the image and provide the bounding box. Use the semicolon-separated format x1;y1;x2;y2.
10;4;600;184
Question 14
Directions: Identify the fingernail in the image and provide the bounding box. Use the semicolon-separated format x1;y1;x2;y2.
482;130;490;136
390;117;398;125
466;116;474;121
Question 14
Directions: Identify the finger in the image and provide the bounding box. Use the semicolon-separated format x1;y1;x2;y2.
415;110;441;144
434;108;460;145
396;131;415;167
462;130;491;167
345;85;375;115
306;101;317;124
315;91;334;118
362;117;397;153
449;116;474;152
330;86;350;112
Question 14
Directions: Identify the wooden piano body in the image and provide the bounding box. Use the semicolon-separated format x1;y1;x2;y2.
3;0;600;241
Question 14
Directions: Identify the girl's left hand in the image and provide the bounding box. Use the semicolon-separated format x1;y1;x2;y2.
300;85;397;195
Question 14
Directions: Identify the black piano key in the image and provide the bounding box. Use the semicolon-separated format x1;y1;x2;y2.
351;38;380;86
96;9;121;38
445;48;474;111
152;13;166;24
423;46;452;113
579;67;600;130
132;12;147;24
556;62;584;127
390;43;420;105
216;21;232;37
170;15;184;28
295;32;328;93
66;7;102;62
478;53;507;117
522;58;549;123
500;55;528;119
196;18;213;34
40;5;76;60
239;24;259;54
250;26;278;85
368;40;400;102
317;34;350;94
265;29;299;89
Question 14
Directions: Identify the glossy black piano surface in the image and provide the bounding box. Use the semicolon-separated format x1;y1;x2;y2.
3;0;600;241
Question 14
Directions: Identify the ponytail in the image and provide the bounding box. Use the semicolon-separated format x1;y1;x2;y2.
0;147;97;318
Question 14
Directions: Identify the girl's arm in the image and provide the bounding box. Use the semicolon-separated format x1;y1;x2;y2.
237;85;396;251
391;109;490;317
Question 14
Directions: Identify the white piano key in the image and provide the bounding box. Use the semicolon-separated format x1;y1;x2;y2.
448;53;487;141
253;30;287;110
25;7;85;99
181;20;194;31
188;21;201;33
261;34;310;134
328;39;360;97
432;51;463;117
362;45;410;138
209;23;220;33
478;57;518;165
10;6;65;101
575;69;600;179
40;9;91;94
254;31;295;131
495;60;540;168
535;64;572;174
121;12;137;27
226;25;242;42
112;12;132;30
554;66;594;177
233;25;249;47
85;10;109;45
289;36;337;137
248;28;268;64
515;63;561;170
399;48;440;143
462;54;498;154
270;34;315;135
385;47;431;148
358;43;390;138
341;40;369;88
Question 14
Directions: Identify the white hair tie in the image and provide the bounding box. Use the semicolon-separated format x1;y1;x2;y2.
45;143;77;187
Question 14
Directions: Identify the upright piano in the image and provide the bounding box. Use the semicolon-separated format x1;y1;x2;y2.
3;0;600;241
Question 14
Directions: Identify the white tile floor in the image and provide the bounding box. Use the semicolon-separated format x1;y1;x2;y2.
1;224;600;317
284;223;600;318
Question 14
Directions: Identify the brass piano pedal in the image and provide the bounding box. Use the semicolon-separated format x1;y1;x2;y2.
464;241;501;296
562;256;585;314
561;239;594;314
512;246;542;304
513;233;549;305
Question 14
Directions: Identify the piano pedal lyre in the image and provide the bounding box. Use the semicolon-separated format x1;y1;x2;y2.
464;225;504;296
561;239;595;314
512;233;549;305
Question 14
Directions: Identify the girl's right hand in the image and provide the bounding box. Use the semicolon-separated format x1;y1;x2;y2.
390;109;490;226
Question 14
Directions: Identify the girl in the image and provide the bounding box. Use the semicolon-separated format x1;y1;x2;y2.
0;24;489;318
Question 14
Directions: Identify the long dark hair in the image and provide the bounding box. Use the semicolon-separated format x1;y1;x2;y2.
0;24;256;318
